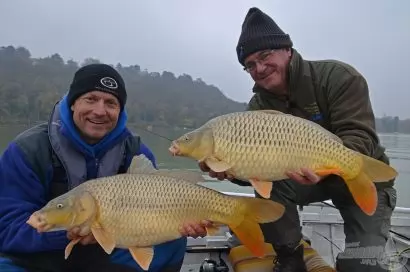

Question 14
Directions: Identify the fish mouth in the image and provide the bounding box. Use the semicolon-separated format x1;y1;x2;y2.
168;141;180;156
26;211;55;233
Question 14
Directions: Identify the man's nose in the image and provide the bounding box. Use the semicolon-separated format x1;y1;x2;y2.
255;61;267;73
92;101;106;115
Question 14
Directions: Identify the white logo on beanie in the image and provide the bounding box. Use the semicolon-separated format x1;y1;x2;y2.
100;77;118;89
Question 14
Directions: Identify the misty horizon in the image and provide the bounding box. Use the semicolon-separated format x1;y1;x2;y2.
0;0;409;118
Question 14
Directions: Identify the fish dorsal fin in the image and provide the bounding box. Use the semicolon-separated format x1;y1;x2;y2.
127;154;157;174
128;154;206;183
324;130;343;144
257;109;285;114
304;119;343;144
154;169;206;183
257;109;343;144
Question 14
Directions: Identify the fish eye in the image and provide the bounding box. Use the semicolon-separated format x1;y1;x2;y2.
183;135;189;141
56;203;64;209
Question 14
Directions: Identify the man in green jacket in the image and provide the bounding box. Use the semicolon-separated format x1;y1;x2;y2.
186;7;397;272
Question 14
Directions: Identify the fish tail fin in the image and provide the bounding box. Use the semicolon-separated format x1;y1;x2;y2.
342;153;398;216
358;153;398;182
226;197;285;258
343;171;378;216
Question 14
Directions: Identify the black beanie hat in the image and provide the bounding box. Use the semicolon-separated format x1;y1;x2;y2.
67;63;127;109
236;7;293;66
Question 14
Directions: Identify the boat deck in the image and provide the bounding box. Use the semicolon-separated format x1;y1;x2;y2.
181;192;410;271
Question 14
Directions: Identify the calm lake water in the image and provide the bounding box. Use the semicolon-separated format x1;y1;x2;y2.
0;125;409;208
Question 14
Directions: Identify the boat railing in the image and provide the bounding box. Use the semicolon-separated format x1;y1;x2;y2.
184;190;410;270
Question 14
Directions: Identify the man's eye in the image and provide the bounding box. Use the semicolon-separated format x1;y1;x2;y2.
246;63;255;70
260;53;270;60
85;97;95;102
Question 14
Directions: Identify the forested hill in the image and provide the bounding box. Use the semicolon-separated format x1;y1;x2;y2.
0;45;246;128
0;45;408;133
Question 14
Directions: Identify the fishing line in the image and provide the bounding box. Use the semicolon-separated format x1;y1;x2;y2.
137;126;173;142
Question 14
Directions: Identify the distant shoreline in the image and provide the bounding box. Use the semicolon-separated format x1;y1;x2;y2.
0;121;408;135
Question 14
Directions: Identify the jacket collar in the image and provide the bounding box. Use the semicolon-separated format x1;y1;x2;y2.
47;96;131;158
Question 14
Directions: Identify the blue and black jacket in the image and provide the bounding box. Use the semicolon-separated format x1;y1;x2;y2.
0;96;187;272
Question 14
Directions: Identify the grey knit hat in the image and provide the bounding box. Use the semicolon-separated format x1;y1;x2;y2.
236;7;293;65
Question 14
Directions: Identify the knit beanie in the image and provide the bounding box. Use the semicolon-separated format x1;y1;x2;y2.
67;63;127;109
236;7;293;65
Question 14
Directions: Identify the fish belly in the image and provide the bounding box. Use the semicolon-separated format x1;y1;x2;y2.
86;175;237;248
211;112;357;181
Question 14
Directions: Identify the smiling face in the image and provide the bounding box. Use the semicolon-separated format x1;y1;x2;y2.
70;91;121;144
244;48;292;94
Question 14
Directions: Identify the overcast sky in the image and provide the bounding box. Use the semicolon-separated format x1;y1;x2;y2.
0;0;409;118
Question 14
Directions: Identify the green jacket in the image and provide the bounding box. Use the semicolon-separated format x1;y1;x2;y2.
247;49;393;184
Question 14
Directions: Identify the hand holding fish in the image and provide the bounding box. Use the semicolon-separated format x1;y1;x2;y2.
286;168;322;185
198;161;234;181
67;226;97;245
179;220;213;238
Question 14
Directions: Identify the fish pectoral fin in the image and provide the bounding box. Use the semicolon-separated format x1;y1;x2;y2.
249;179;272;199
205;157;232;173
64;237;82;259
314;167;342;177
91;226;116;254
128;246;154;271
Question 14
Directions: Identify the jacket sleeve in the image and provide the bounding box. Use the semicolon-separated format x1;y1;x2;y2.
327;66;380;157
0;142;68;253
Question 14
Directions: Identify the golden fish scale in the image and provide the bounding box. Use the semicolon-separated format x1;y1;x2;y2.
80;174;241;247
206;112;362;180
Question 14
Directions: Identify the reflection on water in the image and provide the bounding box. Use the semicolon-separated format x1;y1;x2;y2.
380;133;410;161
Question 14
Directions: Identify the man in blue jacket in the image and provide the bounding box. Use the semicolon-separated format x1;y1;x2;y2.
0;63;187;271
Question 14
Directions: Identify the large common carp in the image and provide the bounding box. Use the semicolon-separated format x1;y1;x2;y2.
26;154;285;270
169;110;398;216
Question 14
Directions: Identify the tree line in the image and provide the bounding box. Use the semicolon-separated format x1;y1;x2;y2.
0;45;407;133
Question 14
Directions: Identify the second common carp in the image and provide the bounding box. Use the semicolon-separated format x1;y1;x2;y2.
169;110;398;216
